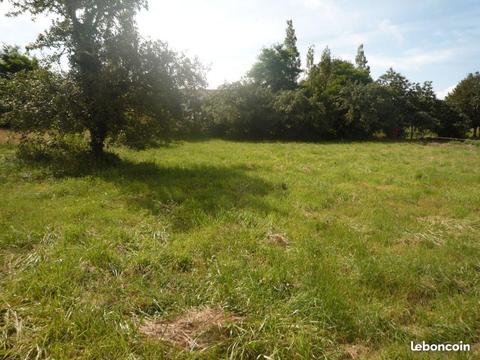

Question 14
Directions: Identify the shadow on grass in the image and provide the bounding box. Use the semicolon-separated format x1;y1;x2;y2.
98;158;275;230
17;150;276;231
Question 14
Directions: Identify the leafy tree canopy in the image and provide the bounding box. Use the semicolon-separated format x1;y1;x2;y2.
248;20;302;92
446;72;480;136
0;45;39;77
355;44;369;73
2;0;206;155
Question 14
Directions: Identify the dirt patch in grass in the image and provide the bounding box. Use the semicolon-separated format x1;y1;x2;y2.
0;129;18;144
267;233;290;248
139;306;241;350
342;344;374;359
360;182;399;192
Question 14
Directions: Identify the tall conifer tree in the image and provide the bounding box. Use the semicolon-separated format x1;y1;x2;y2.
355;44;370;73
284;20;302;85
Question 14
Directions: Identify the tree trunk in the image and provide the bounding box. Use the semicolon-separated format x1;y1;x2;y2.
89;124;106;158
90;136;104;157
67;4;107;158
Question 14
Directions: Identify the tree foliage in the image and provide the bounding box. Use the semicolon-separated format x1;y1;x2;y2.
283;19;302;85
0;45;39;77
0;45;40;126
203;81;277;139
202;20;475;142
248;20;302;92
355;44;370;73
306;45;315;75
1;9;476;146
3;0;206;156
446;72;480;137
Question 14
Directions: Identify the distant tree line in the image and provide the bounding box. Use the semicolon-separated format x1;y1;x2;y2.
1;9;479;158
198;21;479;141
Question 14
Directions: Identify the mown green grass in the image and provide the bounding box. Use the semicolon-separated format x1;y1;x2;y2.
1;139;479;359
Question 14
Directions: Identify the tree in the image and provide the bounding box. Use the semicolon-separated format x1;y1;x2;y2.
317;47;332;89
0;45;39;77
306;47;366;94
2;40;206;151
0;45;40;127
201;31;465;142
115;40;207;147
432;99;468;138
407;81;437;138
377;68;413;137
248;20;301;92
3;0;205;156
337;82;391;138
3;0;147;156
446;72;480;137
2;69;83;136
273;88;327;140
306;45;315;76
203;81;277;139
355;44;370;73
6;0;150;155
326;59;372;94
305;47;374;139
249;45;297;92
377;70;446;139
284;19;302;85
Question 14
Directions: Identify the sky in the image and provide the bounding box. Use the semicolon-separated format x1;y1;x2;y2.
1;0;479;98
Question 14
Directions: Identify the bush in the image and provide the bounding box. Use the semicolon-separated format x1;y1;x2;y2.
203;81;279;140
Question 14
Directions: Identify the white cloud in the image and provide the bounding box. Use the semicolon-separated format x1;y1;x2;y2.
301;0;340;15
368;48;457;72
436;85;455;99
378;19;404;45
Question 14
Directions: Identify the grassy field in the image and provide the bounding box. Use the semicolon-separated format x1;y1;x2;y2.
1;138;480;359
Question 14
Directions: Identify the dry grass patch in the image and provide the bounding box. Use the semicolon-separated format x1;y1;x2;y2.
340;216;372;235
399;229;445;247
139;306;241;350
397;216;479;248
0;129;21;144
418;215;477;232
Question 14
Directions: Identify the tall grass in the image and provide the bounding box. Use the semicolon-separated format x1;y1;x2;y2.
1;140;479;359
